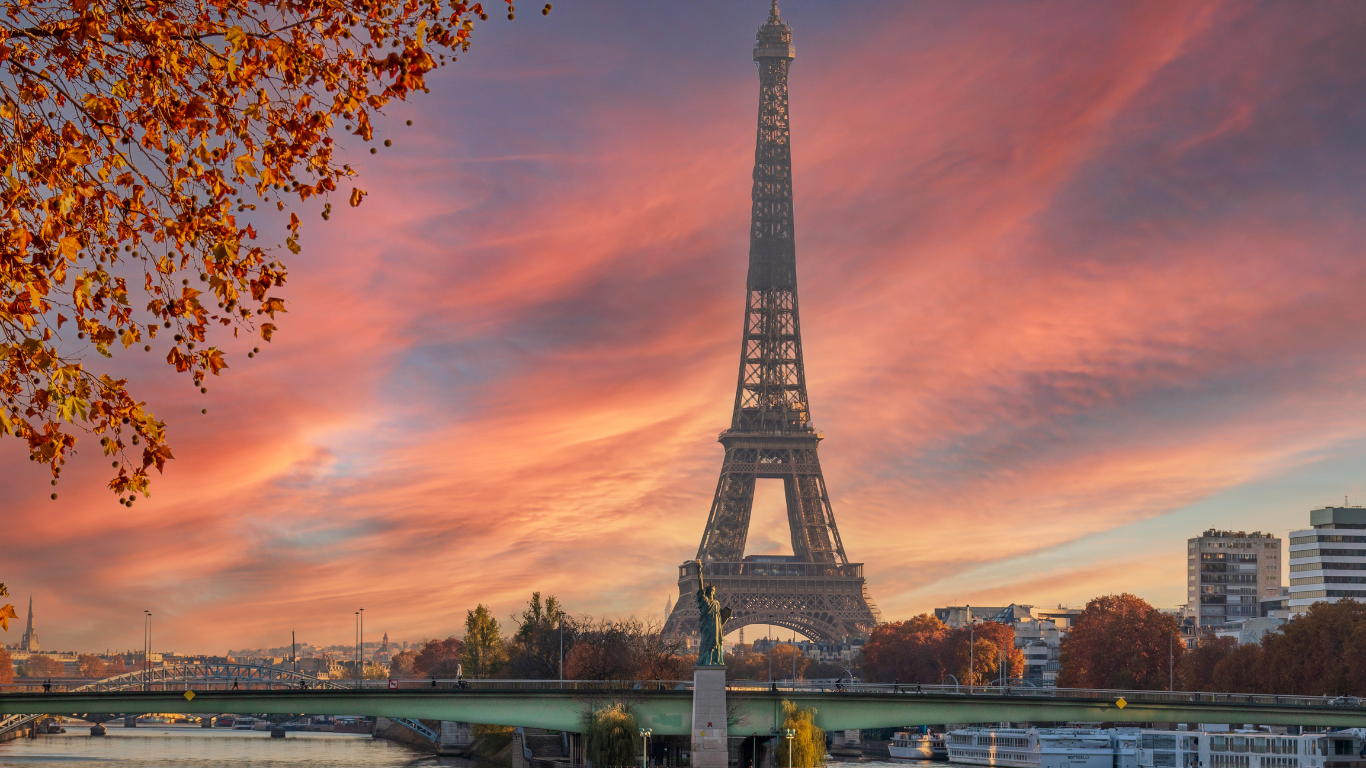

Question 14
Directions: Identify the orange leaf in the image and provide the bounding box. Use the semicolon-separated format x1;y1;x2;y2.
349;188;367;207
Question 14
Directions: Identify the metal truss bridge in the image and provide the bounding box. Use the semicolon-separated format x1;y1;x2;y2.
0;663;435;742
5;679;1366;739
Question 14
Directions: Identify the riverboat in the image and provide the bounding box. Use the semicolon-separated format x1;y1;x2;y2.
232;717;257;730
890;731;947;760
946;727;1133;768
1136;729;1366;768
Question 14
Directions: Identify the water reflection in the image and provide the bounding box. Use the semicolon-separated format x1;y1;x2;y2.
0;723;437;768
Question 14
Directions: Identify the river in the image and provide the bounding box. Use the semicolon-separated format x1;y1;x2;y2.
0;724;944;768
0;723;444;767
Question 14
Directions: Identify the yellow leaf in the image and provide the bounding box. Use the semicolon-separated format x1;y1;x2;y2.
0;603;16;632
261;297;286;317
260;323;276;341
59;236;80;259
349;187;367;207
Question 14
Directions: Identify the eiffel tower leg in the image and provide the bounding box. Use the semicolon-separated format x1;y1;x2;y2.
696;449;757;562
785;471;841;564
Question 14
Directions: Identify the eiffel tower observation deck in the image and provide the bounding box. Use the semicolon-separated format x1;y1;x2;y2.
663;2;882;645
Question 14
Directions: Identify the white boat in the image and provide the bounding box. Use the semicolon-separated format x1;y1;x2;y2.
947;727;1127;768
890;731;947;760
1137;729;1366;768
232;717;256;730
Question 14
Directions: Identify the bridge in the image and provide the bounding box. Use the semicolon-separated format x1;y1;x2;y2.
0;663;437;742
5;673;1366;739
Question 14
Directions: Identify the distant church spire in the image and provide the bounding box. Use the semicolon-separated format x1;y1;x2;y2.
20;596;38;652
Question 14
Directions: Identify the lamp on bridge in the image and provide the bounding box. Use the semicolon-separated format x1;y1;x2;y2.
784;728;796;768
639;727;652;768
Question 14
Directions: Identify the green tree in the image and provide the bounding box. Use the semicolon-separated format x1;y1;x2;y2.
462;604;504;678
776;701;826;768
583;703;639;768
507;592;568;679
1057;593;1183;690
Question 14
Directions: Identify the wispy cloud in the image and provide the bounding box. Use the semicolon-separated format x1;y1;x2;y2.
5;0;1366;652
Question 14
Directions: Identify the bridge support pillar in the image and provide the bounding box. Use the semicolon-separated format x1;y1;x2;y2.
124;716;137;728
691;666;728;768
437;721;473;755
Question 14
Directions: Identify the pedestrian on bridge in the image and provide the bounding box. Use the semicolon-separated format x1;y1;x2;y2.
42;679;50;693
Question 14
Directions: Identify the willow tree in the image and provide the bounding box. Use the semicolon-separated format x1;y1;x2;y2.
0;0;547;500
776;701;825;768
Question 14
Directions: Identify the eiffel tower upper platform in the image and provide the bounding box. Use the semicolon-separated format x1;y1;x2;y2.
663;2;882;645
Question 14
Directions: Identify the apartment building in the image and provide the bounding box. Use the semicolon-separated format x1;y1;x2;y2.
1187;529;1282;629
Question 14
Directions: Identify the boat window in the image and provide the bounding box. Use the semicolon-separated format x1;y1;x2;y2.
1254;738;1268;754
1145;736;1179;750
1333;740;1353;756
1154;752;1177;767
1271;739;1282;754
1212;736;1228;753
1232;737;1248;753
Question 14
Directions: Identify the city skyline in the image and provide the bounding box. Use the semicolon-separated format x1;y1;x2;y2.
5;1;1366;653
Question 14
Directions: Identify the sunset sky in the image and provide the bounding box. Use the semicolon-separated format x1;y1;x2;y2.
6;1;1366;655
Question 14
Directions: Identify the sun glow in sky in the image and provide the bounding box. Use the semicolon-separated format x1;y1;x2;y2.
6;1;1366;653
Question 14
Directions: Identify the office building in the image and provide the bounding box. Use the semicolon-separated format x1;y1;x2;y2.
1187;529;1282;629
1288;506;1366;615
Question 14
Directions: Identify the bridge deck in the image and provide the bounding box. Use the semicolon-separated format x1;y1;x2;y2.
4;687;1366;735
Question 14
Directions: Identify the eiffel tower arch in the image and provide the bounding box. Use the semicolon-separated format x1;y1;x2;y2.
663;2;882;646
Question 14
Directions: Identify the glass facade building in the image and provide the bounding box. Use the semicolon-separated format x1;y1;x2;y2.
1288;506;1366;615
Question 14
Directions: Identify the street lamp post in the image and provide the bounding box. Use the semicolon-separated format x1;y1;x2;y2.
639;727;652;768
354;611;360;689
143;610;152;691
785;728;795;768
360;608;365;686
967;605;974;691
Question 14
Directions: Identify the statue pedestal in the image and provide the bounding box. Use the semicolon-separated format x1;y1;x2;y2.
691;665;728;768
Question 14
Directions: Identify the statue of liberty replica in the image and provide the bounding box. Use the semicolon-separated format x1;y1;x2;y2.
695;564;732;666
691;561;731;767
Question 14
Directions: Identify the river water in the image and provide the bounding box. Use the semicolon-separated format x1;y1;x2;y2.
0;723;443;767
0;724;943;768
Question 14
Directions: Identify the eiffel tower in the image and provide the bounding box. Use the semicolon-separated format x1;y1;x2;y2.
663;1;882;645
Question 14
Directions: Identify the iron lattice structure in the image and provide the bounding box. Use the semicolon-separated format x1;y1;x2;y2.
663;2;882;645
0;663;436;742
